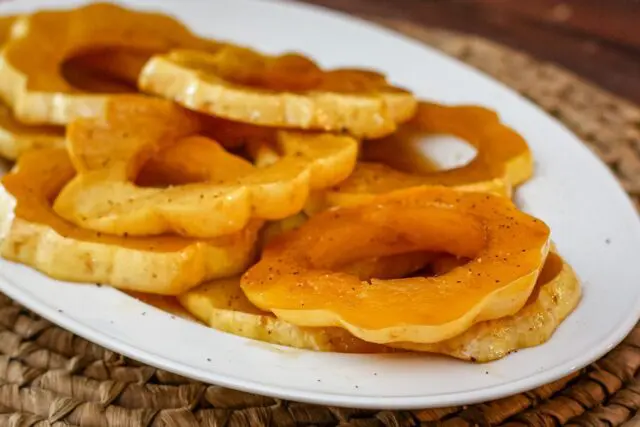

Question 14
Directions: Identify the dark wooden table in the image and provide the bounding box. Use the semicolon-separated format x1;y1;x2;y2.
302;0;640;105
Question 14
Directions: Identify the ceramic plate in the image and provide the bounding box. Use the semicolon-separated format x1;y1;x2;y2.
1;0;639;410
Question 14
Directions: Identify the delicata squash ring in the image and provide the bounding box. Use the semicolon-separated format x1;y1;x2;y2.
52;97;357;238
241;186;551;345
0;2;218;125
307;102;532;213
0;16;65;160
0;148;261;295
138;46;417;138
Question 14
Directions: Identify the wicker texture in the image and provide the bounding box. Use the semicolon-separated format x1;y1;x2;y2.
0;21;639;427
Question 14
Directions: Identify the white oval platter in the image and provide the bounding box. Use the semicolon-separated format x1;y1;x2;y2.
0;0;639;410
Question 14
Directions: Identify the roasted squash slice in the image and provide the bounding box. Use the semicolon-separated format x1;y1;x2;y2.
242;186;550;344
0;148;261;295
138;47;417;138
181;251;578;359
53;97;357;238
0;2;218;125
178;277;391;353
306;102;532;213
0;16;65;159
395;251;581;362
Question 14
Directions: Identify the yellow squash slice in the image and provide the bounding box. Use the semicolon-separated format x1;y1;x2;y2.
0;2;218;125
306;102;532;213
178;277;390;353
396;251;581;362
242;186;550;345
0;148;261;295
138;47;417;138
53;97;357;238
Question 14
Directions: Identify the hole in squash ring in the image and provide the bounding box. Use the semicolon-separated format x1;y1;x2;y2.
61;50;141;94
363;133;478;175
241;185;551;345
64;48;156;89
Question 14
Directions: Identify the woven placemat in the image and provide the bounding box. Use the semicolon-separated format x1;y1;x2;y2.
1;20;640;427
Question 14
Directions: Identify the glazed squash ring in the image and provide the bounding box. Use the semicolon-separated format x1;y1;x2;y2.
138;47;417;139
241;186;551;345
52;97;357;238
0;148;261;295
306;102;532;213
0;2;218;125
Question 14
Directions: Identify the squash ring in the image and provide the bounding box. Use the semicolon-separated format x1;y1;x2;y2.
181;250;578;360
241;186;551;345
395;251;581;362
0;2;218;125
52;97;357;238
0;148;261;295
138;47;417;138
178;277;391;354
306;102;532;213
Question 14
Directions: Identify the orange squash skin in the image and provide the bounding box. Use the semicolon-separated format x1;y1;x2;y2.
242;186;550;345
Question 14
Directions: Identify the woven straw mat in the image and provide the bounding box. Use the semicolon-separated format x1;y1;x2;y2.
0;19;640;427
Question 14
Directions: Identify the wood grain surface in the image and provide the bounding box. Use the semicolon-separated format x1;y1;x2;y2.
301;0;640;105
